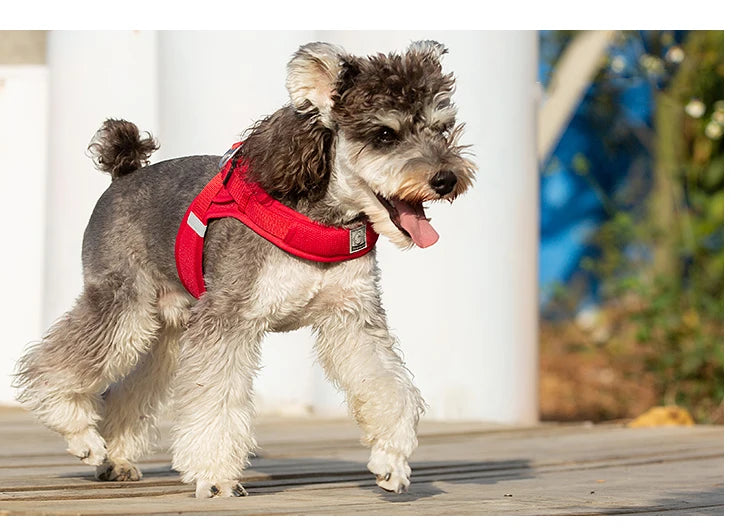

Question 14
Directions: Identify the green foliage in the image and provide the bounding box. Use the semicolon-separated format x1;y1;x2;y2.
586;31;724;423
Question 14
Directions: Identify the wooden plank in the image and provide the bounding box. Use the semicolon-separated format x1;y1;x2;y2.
0;454;724;516
0;408;723;515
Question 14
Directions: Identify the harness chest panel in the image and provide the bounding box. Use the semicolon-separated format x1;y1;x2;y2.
174;148;378;298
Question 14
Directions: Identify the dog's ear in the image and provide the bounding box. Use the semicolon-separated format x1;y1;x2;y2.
407;40;449;61
239;106;334;204
336;57;360;98
286;42;347;128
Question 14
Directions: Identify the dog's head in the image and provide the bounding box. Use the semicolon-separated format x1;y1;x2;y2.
285;41;476;249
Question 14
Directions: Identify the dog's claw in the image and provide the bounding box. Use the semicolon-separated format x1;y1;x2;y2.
96;458;142;481
377;478;409;493
232;483;248;497
377;471;409;493
196;480;247;498
66;428;107;466
370;448;412;493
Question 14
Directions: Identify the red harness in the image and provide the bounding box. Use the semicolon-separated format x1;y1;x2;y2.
175;144;379;298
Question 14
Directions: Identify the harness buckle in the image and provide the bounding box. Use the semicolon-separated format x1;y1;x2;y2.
219;143;242;169
223;157;238;186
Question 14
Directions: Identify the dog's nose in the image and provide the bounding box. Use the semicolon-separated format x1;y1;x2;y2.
430;170;458;196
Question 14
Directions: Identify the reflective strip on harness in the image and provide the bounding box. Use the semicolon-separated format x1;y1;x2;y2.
174;148;379;298
186;211;207;237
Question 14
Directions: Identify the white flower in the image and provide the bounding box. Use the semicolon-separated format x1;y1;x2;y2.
639;54;664;74
712;101;724;124
705;121;723;139
611;55;626;73
685;99;706;119
666;46;685;64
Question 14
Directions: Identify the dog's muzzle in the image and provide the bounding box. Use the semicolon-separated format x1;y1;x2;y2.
429;170;458;197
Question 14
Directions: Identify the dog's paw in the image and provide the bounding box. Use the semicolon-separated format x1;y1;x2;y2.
66;428;107;466
96;458;142;481
195;479;248;499
368;447;411;494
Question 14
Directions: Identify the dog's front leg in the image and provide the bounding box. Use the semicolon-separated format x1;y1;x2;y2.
313;298;425;493
170;297;263;498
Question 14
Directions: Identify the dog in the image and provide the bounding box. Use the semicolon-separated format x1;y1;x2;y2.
15;41;475;498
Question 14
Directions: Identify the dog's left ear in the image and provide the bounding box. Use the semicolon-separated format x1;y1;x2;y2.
286;42;347;128
407;40;449;61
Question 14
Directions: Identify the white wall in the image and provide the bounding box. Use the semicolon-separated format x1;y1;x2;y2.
43;31;159;326
0;66;48;404
5;31;539;424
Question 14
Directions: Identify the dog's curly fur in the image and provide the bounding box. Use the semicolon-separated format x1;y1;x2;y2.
87;118;159;179
15;41;475;498
239;106;334;204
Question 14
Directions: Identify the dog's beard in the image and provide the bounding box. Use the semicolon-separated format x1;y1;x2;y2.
332;136;473;249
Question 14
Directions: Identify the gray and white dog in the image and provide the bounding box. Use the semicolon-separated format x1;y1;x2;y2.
15;41;475;498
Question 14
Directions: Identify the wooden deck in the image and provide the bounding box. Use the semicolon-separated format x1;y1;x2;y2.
0;407;723;515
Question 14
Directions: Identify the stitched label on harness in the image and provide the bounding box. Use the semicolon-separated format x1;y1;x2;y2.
349;225;367;253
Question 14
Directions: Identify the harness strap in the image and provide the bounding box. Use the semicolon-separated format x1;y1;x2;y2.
174;170;226;297
175;146;378;298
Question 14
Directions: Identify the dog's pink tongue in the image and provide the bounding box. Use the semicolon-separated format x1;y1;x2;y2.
392;198;439;248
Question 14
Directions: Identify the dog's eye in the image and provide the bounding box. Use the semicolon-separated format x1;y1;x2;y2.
375;127;399;146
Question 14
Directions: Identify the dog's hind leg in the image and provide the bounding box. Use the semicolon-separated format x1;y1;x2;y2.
312;286;426;494
96;324;182;481
15;271;161;467
170;295;263;498
96;289;191;481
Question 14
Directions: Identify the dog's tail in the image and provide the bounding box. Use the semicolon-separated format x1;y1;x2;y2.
87;119;159;179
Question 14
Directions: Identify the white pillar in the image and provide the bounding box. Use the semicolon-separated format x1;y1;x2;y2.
157;31;317;160
44;31;158;327
318;31;540;424
157;31;334;416
0;65;48;404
